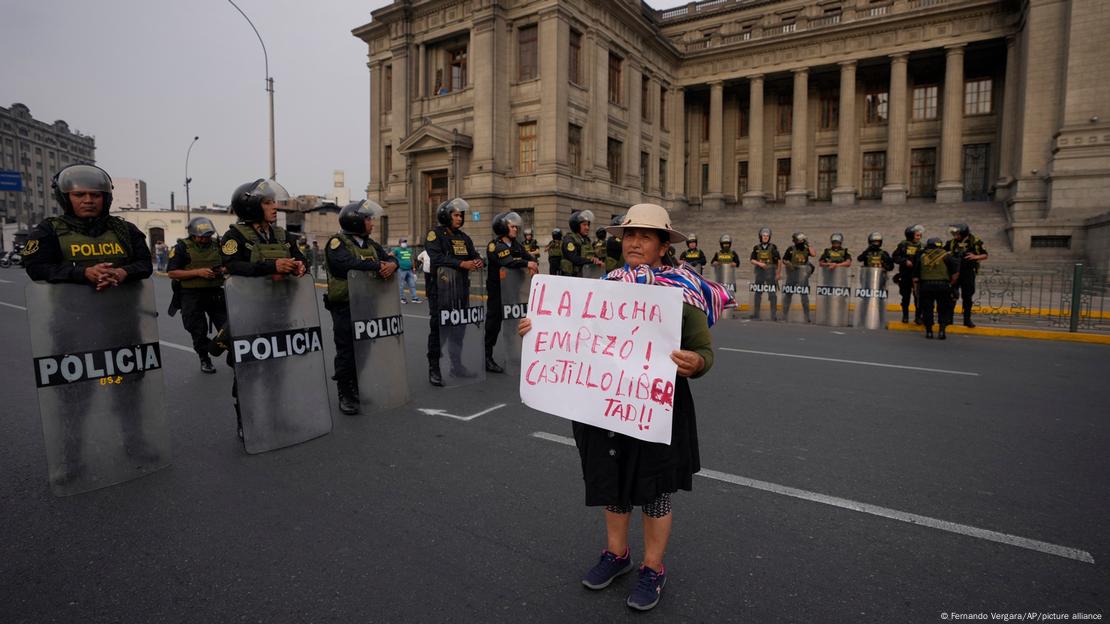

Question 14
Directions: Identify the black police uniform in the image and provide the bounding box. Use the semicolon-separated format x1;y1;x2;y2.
819;246;851;265
749;242;780;319
561;231;594;277
167;238;228;359
857;246;894;271
711;247;740;266
325;232;396;397
605;234;624;272
546;238;562;275
523;238;540;258
945;235;987;325
425;224;481;371
680;248;707;273
484;238;534;358
914;246;961;335
781;243;814;322
892;239;924;322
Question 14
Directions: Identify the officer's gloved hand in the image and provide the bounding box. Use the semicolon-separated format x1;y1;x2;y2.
950;285;960;301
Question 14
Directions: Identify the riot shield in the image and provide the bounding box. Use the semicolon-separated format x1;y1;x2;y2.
348;271;409;410
815;267;851;326
494;267;532;373
435;266;486;387
712;264;738;319
225;275;332;454
581;263;606;280
26;280;171;497
854;267;889;330
781;265;813;323
748;265;779;320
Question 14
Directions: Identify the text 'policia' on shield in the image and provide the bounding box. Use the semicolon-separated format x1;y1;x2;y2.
232;327;323;364
35;342;162;388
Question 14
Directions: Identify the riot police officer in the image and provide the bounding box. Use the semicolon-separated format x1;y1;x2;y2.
914;237;961;339
324;200;398;414
857;232;894;271
167;217;227;373
819;233;852;269
945;223;988;328
892;224;925;324
484;211;538;373
604;215;624;272
562;210;602;277
711;234;740;267
749;227;781;320
781;232;815;323
522;228;541;258
217;178;307;444
680;234;708;274
546;228;563;275
594;227;609;270
425;197;484;386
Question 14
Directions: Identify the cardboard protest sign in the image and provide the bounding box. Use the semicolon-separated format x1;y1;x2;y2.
519;275;683;444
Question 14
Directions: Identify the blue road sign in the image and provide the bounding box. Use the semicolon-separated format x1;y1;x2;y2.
472;211;480;222
0;171;23;192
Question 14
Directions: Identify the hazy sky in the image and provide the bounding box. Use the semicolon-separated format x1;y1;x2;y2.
1;0;684;209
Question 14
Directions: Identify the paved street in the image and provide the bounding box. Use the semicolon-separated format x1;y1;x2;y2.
0;270;1107;623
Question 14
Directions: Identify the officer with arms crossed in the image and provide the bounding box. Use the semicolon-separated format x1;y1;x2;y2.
857;232;895;272
945;223;988;328
819;233;852;269
325;200;398;414
680;234;708;274
167;217;227;374
522;228;541;258
914;237;961;340
749;227;781;320
892;224;925;324
484;211;538;373
781;232;815;323
711;234;740;268
425;198;484;386
562;210;603;277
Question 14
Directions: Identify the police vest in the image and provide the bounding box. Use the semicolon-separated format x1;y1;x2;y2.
920;249;950;282
753;245;774;264
51;216;130;268
561;232;592;275
681;250;702;263
177;238;224;289
716;249;736;263
232;223;291;263
947;236;983;272
524;241;540;255
326;232;379;304
824;248;847;263
547;240;562;258
862;250;886;268
786;247;809;266
899;243;921;269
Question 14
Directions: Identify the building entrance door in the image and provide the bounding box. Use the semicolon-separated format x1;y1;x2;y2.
962;144;990;201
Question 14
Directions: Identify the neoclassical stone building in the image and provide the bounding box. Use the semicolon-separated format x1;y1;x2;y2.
353;0;1108;258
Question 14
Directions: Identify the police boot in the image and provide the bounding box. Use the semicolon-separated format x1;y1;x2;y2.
429;362;444;387
938;325;947;340
485;354;505;374
199;356;217;374
963;311;976;329
901;306;909;324
925;325;934;339
338;379;360;415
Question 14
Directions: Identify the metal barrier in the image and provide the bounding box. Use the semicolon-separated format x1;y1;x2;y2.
970;264;1108;331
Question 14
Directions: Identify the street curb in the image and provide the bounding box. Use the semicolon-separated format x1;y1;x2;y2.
885;321;1110;345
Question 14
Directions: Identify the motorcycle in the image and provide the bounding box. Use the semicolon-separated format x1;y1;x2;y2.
0;248;24;268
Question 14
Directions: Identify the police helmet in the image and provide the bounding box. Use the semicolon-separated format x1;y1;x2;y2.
955;223;970;237
52;164;114;215
610;214;625;227
338;199;384;234
792;232;806;244
569;209;595;231
831;233;844;244
436;197;470;226
927;237;944;248
596;227;607;240
492;211;523;237
758;227;772;242
905;224;925;240
687;234;697;245
947;225;959;238
720;234;732;246
523;228;534;238
187;216;217;238
868;232;883;245
231;178;290;222
552;228;563;240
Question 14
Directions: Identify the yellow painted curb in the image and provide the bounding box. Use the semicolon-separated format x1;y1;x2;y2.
885;321;1110;345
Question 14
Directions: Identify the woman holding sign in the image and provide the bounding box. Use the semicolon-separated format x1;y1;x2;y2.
519;203;729;611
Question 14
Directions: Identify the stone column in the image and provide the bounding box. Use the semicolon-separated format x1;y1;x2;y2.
417;43;426;99
471;11;506;177
785;68;809;207
882;53;909;204
389;44;410;185
626;62;643;188
936;44;966;203
538;10;568;174
705;80;725;210
832;60;858;205
591;34;610;181
669;87;686;199
996;36;1018;201
369;62;382;195
743;74;765;209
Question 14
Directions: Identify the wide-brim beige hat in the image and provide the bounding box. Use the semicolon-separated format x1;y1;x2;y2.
605;203;687;244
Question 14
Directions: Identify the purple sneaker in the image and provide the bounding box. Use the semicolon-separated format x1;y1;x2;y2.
626;565;666;611
581;549;633;590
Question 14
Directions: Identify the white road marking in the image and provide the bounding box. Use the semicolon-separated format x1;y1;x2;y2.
529;431;1094;565
0;300;27;311
419;403;507;422
159;340;196;353
831;331;846;335
404;313;430;320
720;347;980;377
0;278;14;283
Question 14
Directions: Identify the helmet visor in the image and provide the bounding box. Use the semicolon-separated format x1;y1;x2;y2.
446;197;470;214
578;209;595;223
504;211;523;228
356;200;385;219
250;179;290;203
56;165;112;194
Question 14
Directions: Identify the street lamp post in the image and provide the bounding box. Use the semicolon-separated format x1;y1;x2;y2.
185;135;199;223
228;0;276;180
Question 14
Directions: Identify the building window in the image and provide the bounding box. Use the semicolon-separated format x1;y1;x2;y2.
518;25;538;82
913;85;938;120
776;94;792;135
864;90;888;124
660;89;668;130
738;161;749;196
775;158;790;200
642;76;651;120
425;170;449;214
1030;235;1071;249
702;103;710;140
383;65;392;112
963;143;991;201
383;145;392;180
861;151;886;198
965;78;992;115
819;91;839;130
701;164;709;195
568;124;582;176
659;158;668;194
738;104;748;137
640;152;650;192
909;148;936;197
608;52;623;105
569;30;582;85
607;138;623;185
449;47;468;91
817;155;837;200
518;122;537;174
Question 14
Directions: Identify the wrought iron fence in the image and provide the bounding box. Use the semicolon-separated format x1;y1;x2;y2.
972;264;1109;331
